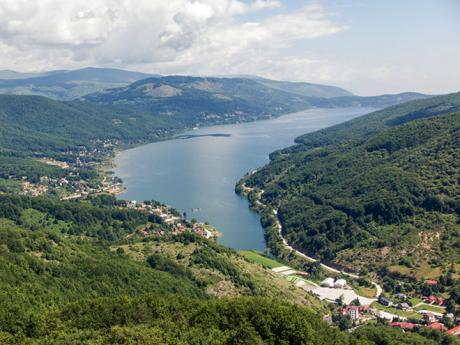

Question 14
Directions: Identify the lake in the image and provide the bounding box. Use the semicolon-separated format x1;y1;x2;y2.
114;107;374;250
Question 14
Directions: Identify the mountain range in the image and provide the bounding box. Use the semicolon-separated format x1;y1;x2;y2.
0;67;157;100
0;67;459;344
241;92;460;278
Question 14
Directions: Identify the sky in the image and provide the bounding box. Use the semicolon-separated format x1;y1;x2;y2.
0;0;459;95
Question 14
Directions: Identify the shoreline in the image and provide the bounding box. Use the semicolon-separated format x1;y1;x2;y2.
101;108;319;200
236;179;383;298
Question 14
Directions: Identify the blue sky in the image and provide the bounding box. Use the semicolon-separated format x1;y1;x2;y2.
0;0;458;95
236;0;460;94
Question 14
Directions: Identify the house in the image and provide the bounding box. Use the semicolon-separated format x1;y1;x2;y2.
395;293;408;300
379;296;393;307
436;297;446;306
334;279;347;289
446;326;460;336
426;322;446;332
340;306;369;321
340;306;360;320
424;279;438;286
424;295;445;306
396;303;411;311
446;313;455;321
321;277;335;288
348;307;360;321
423;313;437;324
391;322;417;330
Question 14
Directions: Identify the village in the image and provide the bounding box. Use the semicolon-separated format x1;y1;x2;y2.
11;138;460;339
18;140;125;199
268;263;460;336
15;139;222;244
124;200;220;241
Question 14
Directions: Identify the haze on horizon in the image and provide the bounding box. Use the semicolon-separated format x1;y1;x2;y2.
0;0;459;96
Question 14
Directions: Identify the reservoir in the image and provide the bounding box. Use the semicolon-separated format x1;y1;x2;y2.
114;107;374;250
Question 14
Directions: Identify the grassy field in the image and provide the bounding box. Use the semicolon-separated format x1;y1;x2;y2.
371;302;422;320
286;275;305;284
414;304;446;313
389;263;443;280
355;285;377;298
238;250;283;269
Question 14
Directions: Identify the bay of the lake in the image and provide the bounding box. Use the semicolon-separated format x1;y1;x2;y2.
114;107;375;250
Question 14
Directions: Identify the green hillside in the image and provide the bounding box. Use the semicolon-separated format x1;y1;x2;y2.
0;78;458;343
0;194;456;344
246;76;354;98
242;92;460;276
82;75;316;126
0;94;178;150
82;75;429;127
0;94;181;192
0;67;157;100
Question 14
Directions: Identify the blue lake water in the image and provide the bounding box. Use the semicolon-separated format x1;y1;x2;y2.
114;107;374;250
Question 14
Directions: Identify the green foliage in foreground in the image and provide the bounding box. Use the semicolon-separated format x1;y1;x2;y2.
0;194;457;344
2;294;458;345
244;92;460;271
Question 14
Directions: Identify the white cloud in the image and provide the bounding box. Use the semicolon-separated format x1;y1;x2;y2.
0;0;346;77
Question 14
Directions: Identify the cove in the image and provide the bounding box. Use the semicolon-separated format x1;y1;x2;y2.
114;107;374;251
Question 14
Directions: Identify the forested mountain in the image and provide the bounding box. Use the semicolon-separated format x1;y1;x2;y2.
0;67;157;100
243;76;354;98
82;75;430;126
82;76;317;126
0;194;456;344
0;70;45;80
0;94;178;153
0;76;457;343
242;92;460;274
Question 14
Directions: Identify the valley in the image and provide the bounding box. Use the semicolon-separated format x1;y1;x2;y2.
0;68;458;344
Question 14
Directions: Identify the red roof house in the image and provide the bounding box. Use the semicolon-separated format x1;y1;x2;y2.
426;322;446;331
447;326;460;336
391;322;417;330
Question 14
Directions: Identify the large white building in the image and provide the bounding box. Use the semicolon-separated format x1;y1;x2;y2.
320;277;335;288
334;279;347;288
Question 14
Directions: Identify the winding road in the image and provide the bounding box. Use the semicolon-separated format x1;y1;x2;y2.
243;183;383;298
272;209;383;298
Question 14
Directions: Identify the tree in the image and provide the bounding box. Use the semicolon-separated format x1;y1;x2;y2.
332;314;352;331
350;298;361;306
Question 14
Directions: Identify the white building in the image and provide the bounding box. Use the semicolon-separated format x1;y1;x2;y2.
334;279;347;289
320;277;335;288
348;308;360;321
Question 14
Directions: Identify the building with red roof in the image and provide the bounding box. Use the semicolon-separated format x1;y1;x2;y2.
390;322;417;330
447;326;460;336
426;322;446;331
423;295;445;306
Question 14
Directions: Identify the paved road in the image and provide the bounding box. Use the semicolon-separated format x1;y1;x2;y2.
272;209;383;298
243;184;383;299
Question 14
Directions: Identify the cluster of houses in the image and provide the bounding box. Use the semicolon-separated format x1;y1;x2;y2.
339;305;370;321
378;296;412;311
19;166;122;200
15;139;124;199
377;295;460;336
20;181;48;197
390;314;460;334
126;200;218;240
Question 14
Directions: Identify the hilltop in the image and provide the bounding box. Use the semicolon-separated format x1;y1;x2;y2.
241;92;460;277
0;67;157;100
0;194;457;344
